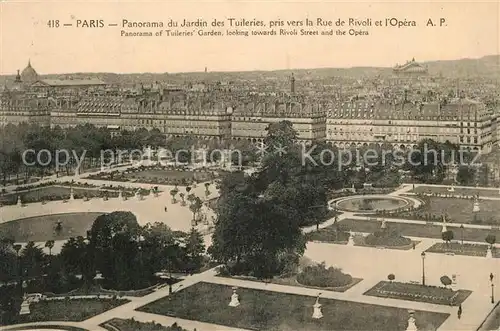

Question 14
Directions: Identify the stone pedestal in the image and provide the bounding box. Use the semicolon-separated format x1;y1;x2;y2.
406;312;418;331
17;196;22;206
473;201;480;212
118;190;123;200
347;232;355;246
487;246;493;259
70;188;75;201
451;274;458;291
19;301;30;315
312;302;323;319
229;289;240;307
441;224;447;233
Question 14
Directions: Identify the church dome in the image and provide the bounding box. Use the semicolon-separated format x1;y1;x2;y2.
20;60;39;84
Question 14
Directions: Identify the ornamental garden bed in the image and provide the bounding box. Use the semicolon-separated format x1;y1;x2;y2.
101;318;189;331
138;281;449;331
411;185;500;198
337;218;500;244
2;298;129;326
375;196;500;225
6;325;91;331
305;223;350;244
0;185;155;206
85;166;217;186
217;263;362;293
364;281;471;306
425;242;494;257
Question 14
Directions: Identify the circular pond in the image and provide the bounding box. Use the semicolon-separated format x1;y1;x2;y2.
335;195;410;213
0;212;104;242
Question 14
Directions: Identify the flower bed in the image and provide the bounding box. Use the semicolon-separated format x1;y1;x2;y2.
364;281;471;306
101;318;189;331
296;262;353;288
425;242;492;257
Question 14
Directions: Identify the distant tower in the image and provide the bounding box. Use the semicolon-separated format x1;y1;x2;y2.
14;70;21;83
290;73;295;93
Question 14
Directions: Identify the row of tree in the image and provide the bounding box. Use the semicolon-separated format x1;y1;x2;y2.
0;211;205;323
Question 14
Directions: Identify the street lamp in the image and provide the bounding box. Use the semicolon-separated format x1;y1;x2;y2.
421;252;426;286
460;224;464;246
491;273;495;304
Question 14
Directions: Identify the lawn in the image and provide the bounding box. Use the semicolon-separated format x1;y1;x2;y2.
335;219;500;244
425;242;493;257
87;168;216;185
13;298;129;324
0;212;104;242
390;196;500;225
137;282;449;331
411;185;500;198
0;186;120;205
6;325;90;331
364;281;471;306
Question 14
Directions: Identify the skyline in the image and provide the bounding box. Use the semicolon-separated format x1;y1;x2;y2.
1;1;499;75
0;53;499;76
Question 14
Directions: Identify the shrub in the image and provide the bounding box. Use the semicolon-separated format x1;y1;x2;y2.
388;274;395;282
296;262;352;288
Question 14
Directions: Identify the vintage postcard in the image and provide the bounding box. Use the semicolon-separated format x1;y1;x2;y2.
0;1;499;330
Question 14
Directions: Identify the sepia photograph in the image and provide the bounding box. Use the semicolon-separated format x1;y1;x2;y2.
0;0;499;330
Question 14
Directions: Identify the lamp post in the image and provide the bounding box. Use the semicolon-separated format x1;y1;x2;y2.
421;252;426;286
491;273;495;304
460;224;464;246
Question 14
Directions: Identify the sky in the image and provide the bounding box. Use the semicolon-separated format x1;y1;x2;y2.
0;0;499;74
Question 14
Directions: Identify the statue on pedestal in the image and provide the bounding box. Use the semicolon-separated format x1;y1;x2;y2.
229;287;240;307
473;198;480;213
135;189;142;201
19;296;31;315
487;246;493;258
312;293;323;319
347;231;355;246
17;196;22;206
406;310;418;331
118;190;123;200
441;215;447;233
70;187;75;201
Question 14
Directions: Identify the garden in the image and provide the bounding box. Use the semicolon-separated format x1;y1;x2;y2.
218;260;361;293
85;165;217;186
0;184;154;206
334;218;500;244
411;185;500;198
138;281;450;331
101;318;190;331
8;297;129;325
425;242;496;257
0;212;104;242
376;196;500;225
364;281;471;306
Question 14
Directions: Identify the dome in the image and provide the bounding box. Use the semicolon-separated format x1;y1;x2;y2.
21;60;39;84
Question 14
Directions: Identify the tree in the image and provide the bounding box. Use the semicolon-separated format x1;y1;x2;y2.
183;228;205;274
442;230;454;246
387;274;395;282
60;236;94;283
20;241;46;278
486;234;496;248
456;165;476;186
170;189;178;204
189;197;203;225
440;275;452;288
45;240;55;257
89;211;141;290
